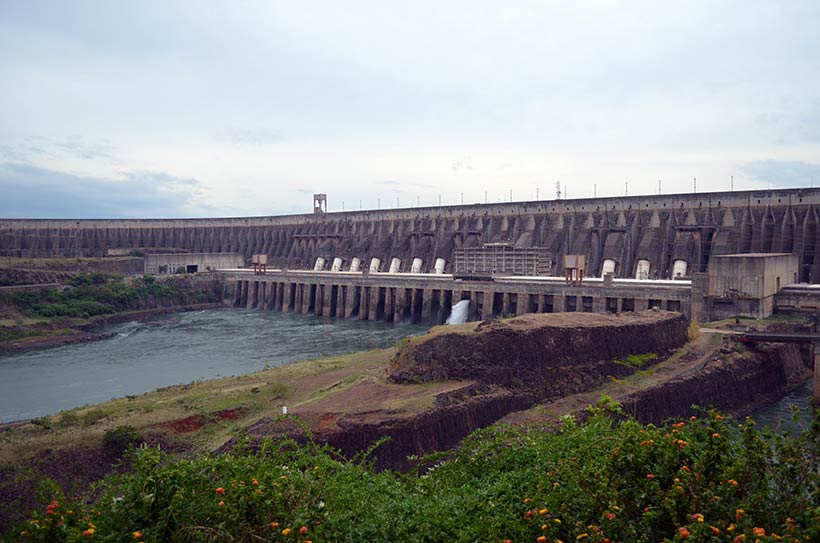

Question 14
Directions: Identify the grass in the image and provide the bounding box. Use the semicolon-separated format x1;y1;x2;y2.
0;347;399;464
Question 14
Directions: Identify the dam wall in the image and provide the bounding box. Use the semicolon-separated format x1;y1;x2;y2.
3;188;820;282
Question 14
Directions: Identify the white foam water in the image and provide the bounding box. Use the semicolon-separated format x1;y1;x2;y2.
446;300;470;325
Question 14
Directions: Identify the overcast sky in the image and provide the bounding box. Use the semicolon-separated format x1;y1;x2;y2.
2;1;820;218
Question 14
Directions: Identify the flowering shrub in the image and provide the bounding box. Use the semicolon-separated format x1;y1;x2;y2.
6;399;819;542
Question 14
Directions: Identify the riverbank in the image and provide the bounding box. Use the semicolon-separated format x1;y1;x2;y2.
0;303;222;354
0;273;221;354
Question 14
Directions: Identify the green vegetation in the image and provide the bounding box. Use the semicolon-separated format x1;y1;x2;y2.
102;426;144;456
614;352;657;369
0;273;216;322
8;399;819;542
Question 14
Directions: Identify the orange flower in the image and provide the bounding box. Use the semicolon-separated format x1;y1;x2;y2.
710;526;721;535
132;531;143;539
270;522;280;528
218;501;225;507
282;528;291;536
678;527;690;539
691;513;704;523
299;526;308;534
646;473;655;479
215;487;225;495
712;433;721;438
537;537;547;543
728;479;738;487
82;527;95;538
753;528;766;537
252;478;259;486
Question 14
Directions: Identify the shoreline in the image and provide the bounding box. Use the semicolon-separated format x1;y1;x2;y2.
0;302;224;356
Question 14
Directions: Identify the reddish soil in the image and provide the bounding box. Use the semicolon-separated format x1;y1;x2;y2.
152;407;248;434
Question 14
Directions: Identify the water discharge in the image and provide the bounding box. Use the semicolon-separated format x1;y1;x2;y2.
446;300;470;325
0;309;426;423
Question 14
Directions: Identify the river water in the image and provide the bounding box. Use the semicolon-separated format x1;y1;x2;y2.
0;309;427;423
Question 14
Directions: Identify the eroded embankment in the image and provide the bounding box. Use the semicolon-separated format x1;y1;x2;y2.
389;311;688;389
239;311;689;469
620;342;812;424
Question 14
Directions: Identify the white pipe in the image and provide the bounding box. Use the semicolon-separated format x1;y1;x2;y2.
313;257;326;271
369;258;381;273
635;259;651;280
601;259;616;277
672;260;688;278
349;257;361;272
434;258;446;274
411;257;423;273
389;258;402;273
331;257;343;272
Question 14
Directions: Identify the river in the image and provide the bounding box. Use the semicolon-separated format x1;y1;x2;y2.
0;309;427;423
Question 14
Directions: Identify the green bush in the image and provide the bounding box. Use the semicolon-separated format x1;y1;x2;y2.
102;425;143;456
8;403;820;542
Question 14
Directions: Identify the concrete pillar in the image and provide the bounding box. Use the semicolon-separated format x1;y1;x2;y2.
421;288;434;323
553;293;566;313
516;291;528;316
502;292;512;317
484;290;496;319
257;282;265;310
314;284;324;316
282;282;292;312
337;285;346;318
634;298;650;311
368;286;380;321
245;281;259;309
359;286;370;320
385;287;395;321
293;283;303;314
344;286;358;318
322;284;334;317
592;296;606;313
536;293;545;313
394;288;408;322
275;283;284;312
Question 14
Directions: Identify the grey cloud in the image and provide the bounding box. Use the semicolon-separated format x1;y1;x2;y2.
739;160;820;187
0;138;118;163
0;162;204;218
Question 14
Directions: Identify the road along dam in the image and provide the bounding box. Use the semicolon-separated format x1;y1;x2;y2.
3;188;820;283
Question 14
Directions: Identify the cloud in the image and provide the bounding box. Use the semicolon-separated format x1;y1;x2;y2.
229;129;282;147
0;162;204;218
451;158;474;172
739;160;820;187
0;138;119;164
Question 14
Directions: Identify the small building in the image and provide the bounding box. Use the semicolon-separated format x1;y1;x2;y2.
700;253;798;320
144;253;244;275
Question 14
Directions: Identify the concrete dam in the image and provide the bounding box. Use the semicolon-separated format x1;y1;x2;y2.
2;187;819;283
